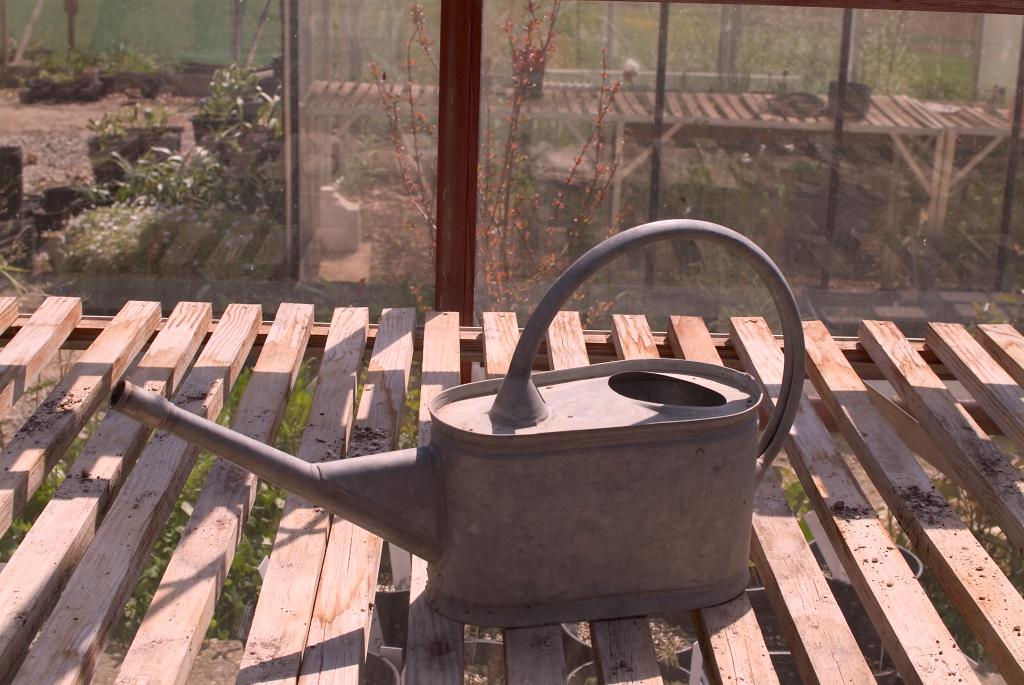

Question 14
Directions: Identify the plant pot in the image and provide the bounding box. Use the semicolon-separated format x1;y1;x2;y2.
0;146;23;221
87;127;183;185
190;114;228;146
0;65;39;88
41;186;90;226
104;71;166;99
192;99;262;145
829;80;872;119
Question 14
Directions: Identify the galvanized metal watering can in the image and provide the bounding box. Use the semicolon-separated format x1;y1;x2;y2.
111;219;804;627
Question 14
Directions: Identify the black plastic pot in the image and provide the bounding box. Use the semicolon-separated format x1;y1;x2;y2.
87;126;184;185
829;80;872;119
103;71;167;99
191;100;262;146
0;146;22;221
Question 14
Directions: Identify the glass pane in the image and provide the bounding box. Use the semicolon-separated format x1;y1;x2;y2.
296;0;439;311
0;0;438;318
473;2;1022;336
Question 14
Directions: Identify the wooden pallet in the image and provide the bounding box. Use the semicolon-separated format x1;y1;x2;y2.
2;299;1023;684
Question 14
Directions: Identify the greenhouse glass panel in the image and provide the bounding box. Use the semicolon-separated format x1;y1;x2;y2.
469;2;1023;335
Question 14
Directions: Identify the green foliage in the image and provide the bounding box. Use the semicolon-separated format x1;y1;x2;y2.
87;104;172;138
63;202;282;278
63;203;160;274
31;45;161;81
109;149;229;207
95;44;162;74
200;64;269;121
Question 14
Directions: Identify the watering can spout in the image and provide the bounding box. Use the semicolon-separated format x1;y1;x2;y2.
111;380;442;561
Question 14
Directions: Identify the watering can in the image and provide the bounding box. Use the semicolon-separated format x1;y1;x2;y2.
111;219;804;627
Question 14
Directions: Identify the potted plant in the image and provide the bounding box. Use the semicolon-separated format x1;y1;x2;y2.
190;63;266;145
87;105;183;185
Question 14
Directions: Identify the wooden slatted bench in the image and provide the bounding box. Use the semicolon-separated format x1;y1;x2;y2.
1;297;1022;684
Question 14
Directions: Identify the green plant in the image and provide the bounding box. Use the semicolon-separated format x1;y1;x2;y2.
199;63;265;120
109;149;225;206
63;203;159;274
95;44;161;74
87;104;172;139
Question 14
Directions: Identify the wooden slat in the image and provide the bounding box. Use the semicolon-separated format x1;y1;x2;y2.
714;93;743;120
725;93;755;120
928;322;1024;452
590;619;662;685
0;297;17;334
299;308;416;685
695;92;723;119
600;315;674;685
805;320;1024;682
649;315;872;685
0;300;160;536
546;310;589;369
692;598;777;685
860;320;1024;551
896;95;946;130
115;304;314;685
12;304;262;685
0;302;209;680
235;308;368;685
733;317;980;684
482;311;519;379
667;316;779;685
621;90;647;118
874;95;916;129
667;315;720;364
610;314;659;360
405;312;463;685
977;323;1024;386
0;296;80;417
665;92;684;119
483;311;567;685
680;92;704;119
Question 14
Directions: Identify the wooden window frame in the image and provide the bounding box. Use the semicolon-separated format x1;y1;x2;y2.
428;0;1024;318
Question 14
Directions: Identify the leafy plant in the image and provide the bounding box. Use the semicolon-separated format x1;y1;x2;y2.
87;104;172;138
199;63;266;121
95;44;161;74
63;203;159;274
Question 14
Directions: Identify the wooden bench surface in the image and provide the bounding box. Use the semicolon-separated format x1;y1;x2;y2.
301;80;1012;137
1;297;1022;684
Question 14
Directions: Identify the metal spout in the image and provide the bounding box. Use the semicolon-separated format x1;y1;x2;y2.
111;380;442;560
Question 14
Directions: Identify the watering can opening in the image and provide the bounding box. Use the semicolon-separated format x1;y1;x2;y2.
608;371;728;407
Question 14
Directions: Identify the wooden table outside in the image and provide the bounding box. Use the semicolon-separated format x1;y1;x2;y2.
0;296;1023;684
302;81;1013;237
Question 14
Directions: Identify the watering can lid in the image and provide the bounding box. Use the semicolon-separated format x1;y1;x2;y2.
432;358;762;437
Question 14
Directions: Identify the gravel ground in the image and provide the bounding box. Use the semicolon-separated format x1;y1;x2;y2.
0;89;196;194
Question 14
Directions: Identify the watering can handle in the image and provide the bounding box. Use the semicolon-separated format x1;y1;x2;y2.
489;219;804;482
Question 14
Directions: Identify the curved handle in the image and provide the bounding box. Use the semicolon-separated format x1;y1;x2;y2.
488;219;804;482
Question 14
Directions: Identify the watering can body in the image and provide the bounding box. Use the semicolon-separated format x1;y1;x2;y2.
424;358;762;626
111;219;805;628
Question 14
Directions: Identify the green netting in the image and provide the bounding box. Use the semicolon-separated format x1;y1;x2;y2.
6;0;282;66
